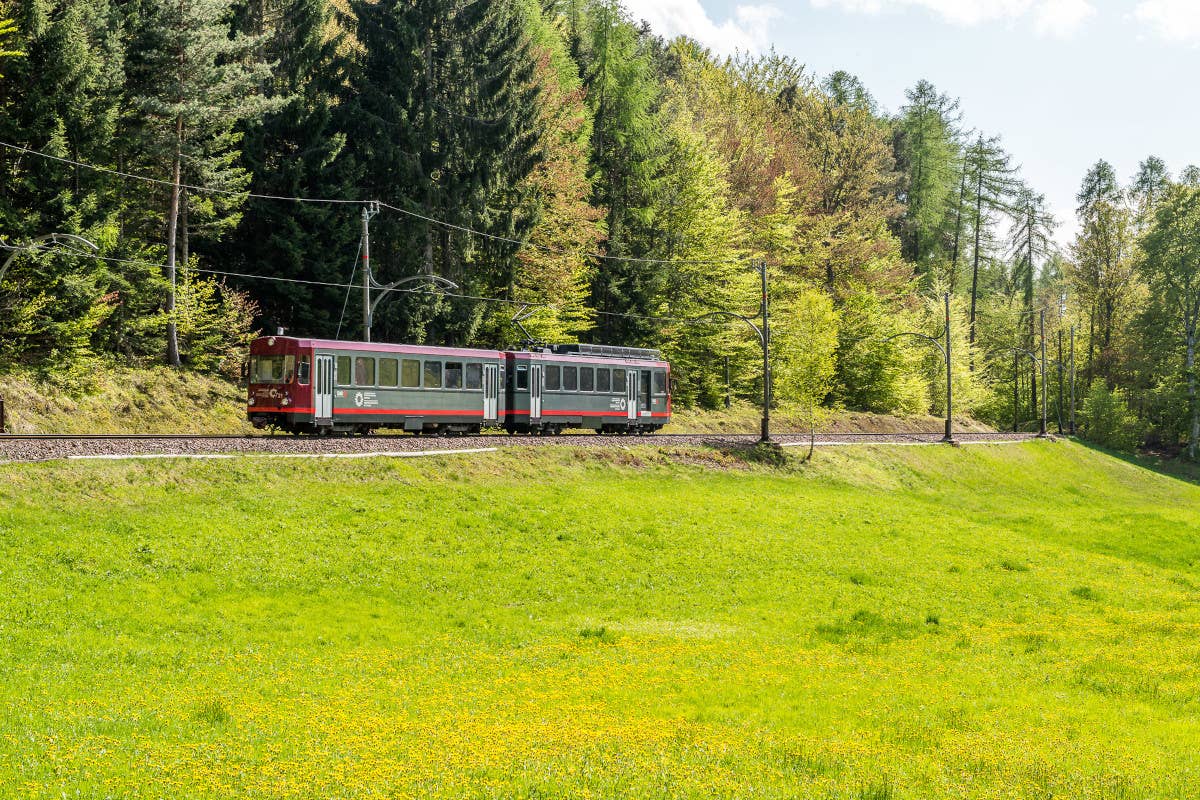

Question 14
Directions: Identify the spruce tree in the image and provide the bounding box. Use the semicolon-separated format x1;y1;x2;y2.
345;0;542;345
583;0;668;346
0;0;124;365
221;0;356;337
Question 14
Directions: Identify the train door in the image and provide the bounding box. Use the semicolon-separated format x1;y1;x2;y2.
626;370;638;422
315;354;334;424
530;363;544;421
639;370;652;416
482;363;499;423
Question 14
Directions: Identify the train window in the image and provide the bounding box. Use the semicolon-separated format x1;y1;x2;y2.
545;365;560;391
251;355;293;384
424;361;443;389
336;356;352;386
297;356;311;385
580;367;594;392
654;370;667;395
465;363;483;390
596;368;611;392
516;365;529;390
445;362;463;390
355;357;376;386
401;359;421;388
563;366;578;391
379;358;399;388
612;368;626;392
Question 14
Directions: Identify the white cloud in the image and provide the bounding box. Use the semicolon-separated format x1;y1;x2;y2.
1033;0;1096;38
809;0;1095;37
621;0;782;54
1133;0;1200;43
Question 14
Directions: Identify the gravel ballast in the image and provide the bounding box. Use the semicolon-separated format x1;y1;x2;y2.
0;432;1044;463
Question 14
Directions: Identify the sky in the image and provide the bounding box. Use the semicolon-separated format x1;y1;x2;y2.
620;0;1200;245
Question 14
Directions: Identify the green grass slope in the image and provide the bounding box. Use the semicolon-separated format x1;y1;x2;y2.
0;368;251;434
1;443;1199;798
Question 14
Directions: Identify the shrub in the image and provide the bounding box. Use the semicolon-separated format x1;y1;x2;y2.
1079;383;1144;452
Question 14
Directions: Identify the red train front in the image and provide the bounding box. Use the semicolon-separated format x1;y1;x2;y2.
247;335;314;431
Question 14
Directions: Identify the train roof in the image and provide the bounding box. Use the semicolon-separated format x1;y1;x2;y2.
250;336;503;359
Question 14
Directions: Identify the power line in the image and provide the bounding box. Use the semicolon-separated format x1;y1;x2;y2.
1;140;743;267
8;239;732;326
0;140;365;206
374;200;739;266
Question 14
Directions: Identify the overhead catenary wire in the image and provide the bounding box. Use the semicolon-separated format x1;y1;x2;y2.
1;140;741;267
6;240;750;328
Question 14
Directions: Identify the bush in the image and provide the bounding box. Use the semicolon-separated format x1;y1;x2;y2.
1079;383;1144;452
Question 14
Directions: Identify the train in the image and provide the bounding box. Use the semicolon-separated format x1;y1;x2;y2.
246;335;671;435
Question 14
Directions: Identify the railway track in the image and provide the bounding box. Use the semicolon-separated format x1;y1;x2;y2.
0;430;1045;463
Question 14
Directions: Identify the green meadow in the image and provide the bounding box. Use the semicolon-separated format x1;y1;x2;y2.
1;442;1199;798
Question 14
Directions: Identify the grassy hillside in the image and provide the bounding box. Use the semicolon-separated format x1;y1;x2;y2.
2;443;1199;798
0;368;252;434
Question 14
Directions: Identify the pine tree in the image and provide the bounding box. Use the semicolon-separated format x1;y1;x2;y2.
127;0;281;366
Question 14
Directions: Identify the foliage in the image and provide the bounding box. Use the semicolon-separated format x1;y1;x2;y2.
0;14;22;75
1079;382;1144;451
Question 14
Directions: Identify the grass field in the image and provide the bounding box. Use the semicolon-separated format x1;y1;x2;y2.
2;442;1199;798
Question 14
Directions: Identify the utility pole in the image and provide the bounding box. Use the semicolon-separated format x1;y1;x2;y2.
361;201;380;342
1039;309;1048;437
1057;329;1065;435
943;292;953;443
724;356;731;409
759;259;771;444
1069;325;1077;435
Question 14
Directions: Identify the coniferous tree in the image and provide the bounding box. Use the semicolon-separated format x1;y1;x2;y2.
0;12;22;75
221;0;356;338
0;0;125;364
127;0;281;366
582;0;668;346
1008;186;1056;414
345;0;542;345
960;135;1018;352
896;80;962;274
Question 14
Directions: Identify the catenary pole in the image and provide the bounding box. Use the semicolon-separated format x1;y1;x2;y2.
760;259;771;444
1069;325;1077;435
361;201;379;342
944;292;953;442
1039;310;1048;437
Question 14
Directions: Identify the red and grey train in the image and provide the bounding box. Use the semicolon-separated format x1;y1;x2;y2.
246;336;671;435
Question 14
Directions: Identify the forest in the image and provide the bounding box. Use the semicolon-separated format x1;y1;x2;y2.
0;0;1197;458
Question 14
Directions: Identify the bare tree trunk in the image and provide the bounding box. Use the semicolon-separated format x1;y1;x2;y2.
948;163;969;295
165;116;183;368
968;177;983;367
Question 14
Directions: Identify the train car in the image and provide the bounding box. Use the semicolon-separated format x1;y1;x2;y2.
505;344;671;434
247;336;504;434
